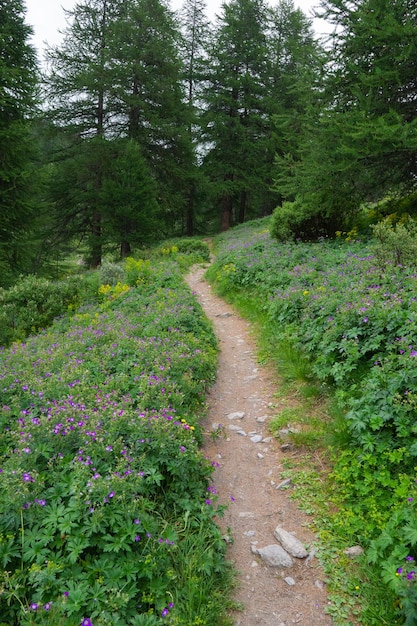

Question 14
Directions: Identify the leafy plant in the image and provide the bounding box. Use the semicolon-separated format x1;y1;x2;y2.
0;255;231;625
372;218;417;269
206;216;417;622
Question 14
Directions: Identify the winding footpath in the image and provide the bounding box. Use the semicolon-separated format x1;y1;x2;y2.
186;265;333;626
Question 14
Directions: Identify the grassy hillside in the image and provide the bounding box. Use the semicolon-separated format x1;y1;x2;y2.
0;243;234;626
207;218;417;625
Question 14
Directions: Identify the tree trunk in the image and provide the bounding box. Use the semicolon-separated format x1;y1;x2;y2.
221;193;233;231
90;211;102;268
120;239;131;258
238;190;248;223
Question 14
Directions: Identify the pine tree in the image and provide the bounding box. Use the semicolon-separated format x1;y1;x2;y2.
202;0;270;230
282;0;417;236
0;0;38;284
267;0;320;208
109;0;192;227
45;0;118;266
45;0;191;258
100;139;162;257
178;0;211;234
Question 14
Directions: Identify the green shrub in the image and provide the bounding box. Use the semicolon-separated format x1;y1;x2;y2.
159;238;210;261
124;257;154;287
368;486;417;625
372;219;417;269
0;275;92;347
99;262;125;286
270;195;354;242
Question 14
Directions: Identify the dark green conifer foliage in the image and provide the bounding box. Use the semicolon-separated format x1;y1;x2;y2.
108;0;192;229
267;0;320;208
45;0;117;267
100;139;162;257
202;0;270;230
0;0;38;284
178;0;212;235
275;0;417;240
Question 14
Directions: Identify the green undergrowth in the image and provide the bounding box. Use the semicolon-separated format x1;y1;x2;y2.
206;217;417;625
0;244;235;625
0;238;210;349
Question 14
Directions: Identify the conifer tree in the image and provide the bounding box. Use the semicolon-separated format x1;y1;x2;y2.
277;0;417;239
202;0;270;230
178;0;211;234
45;0;117;266
0;0;38;284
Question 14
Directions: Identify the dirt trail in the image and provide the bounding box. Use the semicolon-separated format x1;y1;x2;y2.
185;265;333;626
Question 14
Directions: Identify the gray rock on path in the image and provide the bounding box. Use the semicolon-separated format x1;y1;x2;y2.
274;526;309;559
251;544;294;568
228;411;245;420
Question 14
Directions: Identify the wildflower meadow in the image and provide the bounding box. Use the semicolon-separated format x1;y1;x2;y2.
207;218;417;625
0;245;234;626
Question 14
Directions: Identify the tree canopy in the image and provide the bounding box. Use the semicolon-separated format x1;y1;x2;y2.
1;0;417;283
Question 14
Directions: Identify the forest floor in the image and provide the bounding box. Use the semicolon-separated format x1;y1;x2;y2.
185;264;334;626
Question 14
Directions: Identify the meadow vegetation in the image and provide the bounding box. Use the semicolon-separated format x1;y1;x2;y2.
0;240;235;626
206;217;417;625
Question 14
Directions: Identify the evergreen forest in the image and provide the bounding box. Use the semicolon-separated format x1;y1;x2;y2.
1;0;416;287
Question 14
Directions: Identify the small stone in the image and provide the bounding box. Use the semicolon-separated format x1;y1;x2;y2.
257;453;264;459
274;527;308;559
244;530;256;537
281;443;294;452
277;478;292;490
256;415;268;423
239;511;255;518
284;577;296;586
262;437;272;443
250;435;263;443
251;544;294;568
228;424;242;431
237;430;247;436
315;580;325;590
344;545;364;557
228;411;245;420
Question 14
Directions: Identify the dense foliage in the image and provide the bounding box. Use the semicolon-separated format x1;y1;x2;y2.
207;217;417;624
0;247;234;625
0;0;38;285
2;0;417;281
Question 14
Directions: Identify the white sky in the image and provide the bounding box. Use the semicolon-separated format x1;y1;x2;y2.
25;0;328;63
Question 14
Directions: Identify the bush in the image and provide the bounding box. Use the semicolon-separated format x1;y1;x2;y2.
270;196;355;242
372;219;417;269
99;262;125;286
368;487;417;625
0;275;93;347
159;238;210;260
